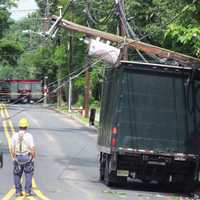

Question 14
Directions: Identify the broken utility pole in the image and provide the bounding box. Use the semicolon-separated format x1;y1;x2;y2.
50;15;200;67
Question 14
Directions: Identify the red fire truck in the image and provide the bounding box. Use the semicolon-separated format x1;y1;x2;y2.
0;80;42;103
9;80;42;103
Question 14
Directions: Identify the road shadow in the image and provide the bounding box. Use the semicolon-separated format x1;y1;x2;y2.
100;180;195;199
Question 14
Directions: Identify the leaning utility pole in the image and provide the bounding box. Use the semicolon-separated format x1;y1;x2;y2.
50;15;200;67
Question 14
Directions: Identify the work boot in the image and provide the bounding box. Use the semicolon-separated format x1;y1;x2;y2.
15;192;23;197
25;192;32;197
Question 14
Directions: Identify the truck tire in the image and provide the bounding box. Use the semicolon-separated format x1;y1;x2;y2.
99;161;105;181
104;158;114;186
116;176;127;185
104;158;127;186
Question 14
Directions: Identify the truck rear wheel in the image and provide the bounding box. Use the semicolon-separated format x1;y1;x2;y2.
104;158;113;186
104;158;127;186
99;162;105;181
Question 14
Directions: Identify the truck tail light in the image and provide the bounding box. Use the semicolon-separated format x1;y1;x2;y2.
112;138;117;146
112;127;117;134
112;127;117;147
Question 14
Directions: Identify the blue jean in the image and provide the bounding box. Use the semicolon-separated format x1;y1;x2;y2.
13;155;34;194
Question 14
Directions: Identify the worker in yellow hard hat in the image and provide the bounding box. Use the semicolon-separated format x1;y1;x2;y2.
11;118;36;197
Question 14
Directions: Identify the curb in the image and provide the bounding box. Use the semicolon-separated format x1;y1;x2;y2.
49;107;98;132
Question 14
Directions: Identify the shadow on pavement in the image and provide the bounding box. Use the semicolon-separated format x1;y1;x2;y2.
102;180;196;199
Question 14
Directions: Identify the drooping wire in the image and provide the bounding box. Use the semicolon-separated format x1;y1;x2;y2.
116;1;148;62
117;0;159;63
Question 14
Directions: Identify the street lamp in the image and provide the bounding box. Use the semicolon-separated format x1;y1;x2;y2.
22;30;46;37
58;6;63;17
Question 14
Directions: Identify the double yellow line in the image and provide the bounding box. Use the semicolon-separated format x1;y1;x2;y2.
0;104;50;200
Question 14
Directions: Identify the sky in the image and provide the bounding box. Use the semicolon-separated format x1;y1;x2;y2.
10;0;38;20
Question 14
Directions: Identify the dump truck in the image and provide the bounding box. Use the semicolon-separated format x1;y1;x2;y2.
98;61;200;190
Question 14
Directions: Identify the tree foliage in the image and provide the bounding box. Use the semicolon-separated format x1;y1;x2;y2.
0;38;23;66
163;1;200;58
1;0;200;105
35;0;58;16
0;8;10;38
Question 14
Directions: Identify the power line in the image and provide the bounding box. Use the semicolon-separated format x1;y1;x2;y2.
117;0;148;62
1;44;122;120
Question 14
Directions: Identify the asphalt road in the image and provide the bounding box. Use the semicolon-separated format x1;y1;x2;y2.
0;104;192;200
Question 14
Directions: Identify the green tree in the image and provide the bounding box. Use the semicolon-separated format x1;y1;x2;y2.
164;1;200;58
2;0;199;106
0;0;16;38
0;38;23;66
35;0;58;16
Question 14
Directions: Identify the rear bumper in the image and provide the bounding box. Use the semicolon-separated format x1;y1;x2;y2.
114;153;200;183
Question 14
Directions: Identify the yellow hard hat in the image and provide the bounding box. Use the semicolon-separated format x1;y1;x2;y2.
18;118;29;128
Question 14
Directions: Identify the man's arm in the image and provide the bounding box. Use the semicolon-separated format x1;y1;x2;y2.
29;135;36;159
11;148;16;160
30;146;36;159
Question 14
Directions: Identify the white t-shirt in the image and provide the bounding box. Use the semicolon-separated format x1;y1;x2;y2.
11;131;34;155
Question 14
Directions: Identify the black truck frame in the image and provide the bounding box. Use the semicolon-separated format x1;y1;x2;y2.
98;61;200;190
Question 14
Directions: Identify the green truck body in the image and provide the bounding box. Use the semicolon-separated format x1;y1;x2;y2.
98;61;200;190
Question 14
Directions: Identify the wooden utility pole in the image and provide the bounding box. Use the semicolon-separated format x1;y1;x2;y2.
118;0;128;60
84;68;90;118
50;15;200;67
83;18;91;118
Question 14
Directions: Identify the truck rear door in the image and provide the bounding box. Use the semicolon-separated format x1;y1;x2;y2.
116;63;200;154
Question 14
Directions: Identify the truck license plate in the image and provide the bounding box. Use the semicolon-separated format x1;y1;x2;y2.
117;170;129;177
148;161;166;166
